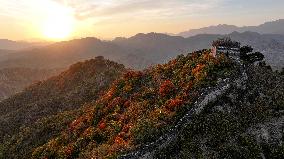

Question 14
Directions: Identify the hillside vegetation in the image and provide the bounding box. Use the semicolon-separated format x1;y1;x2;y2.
29;50;234;158
0;57;125;158
154;65;284;159
0;49;283;159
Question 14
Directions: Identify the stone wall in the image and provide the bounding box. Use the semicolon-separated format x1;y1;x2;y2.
119;61;247;159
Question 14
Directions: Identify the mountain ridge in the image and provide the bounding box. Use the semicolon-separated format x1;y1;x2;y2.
178;19;284;37
0;68;59;101
0;39;50;50
0;31;283;72
0;48;283;158
0;57;125;143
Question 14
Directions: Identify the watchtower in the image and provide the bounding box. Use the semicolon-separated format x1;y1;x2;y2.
211;38;241;59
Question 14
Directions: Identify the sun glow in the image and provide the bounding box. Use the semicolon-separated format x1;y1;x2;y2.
41;1;75;40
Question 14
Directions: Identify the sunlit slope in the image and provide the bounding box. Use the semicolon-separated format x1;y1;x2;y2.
32;50;234;158
0;57;125;149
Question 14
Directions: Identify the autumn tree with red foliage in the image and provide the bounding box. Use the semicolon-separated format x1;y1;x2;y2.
166;98;184;111
159;80;176;97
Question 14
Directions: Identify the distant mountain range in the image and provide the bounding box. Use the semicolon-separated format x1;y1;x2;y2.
0;68;59;101
0;32;283;71
0;39;50;50
177;19;284;37
0;20;282;100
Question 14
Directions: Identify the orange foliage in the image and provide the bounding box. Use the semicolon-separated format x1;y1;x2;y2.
192;64;207;80
64;144;74;156
185;81;194;92
166;98;184;111
122;124;133;133
100;87;116;103
203;53;212;61
82;126;95;138
107;97;125;109
159;80;175;97
123;84;133;92
114;136;127;145
192;64;205;75
123;71;143;79
118;114;129;124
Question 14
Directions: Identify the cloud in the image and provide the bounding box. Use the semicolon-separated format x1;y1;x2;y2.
53;0;224;21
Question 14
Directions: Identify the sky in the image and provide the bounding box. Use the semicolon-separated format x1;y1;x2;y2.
0;0;283;41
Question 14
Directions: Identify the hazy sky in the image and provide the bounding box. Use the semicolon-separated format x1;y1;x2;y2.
0;0;283;41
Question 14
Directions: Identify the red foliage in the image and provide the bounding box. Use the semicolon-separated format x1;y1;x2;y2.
166;98;184;111
122;124;133;133
159;80;175;97
69;117;84;131
107;97;125;109
64;144;74;157
169;59;177;67
98;121;106;130
123;101;131;108
117;132;128;140
123;71;143;79
68;107;95;131
100;87;116;104
119;115;129;124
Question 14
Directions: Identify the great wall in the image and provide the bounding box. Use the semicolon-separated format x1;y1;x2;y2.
120;39;248;159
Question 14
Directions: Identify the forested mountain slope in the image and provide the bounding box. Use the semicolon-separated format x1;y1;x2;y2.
155;65;284;159
0;68;59;101
0;57;125;151
29;50;235;159
0;48;283;159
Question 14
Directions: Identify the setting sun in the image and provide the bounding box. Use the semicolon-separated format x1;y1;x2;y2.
41;1;75;40
43;15;74;40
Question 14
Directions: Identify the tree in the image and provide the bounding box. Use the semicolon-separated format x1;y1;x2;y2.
247;52;264;63
240;45;253;60
240;46;253;54
240;46;264;63
258;61;272;70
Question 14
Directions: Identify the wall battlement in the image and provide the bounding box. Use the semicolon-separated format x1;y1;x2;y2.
211;38;241;59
